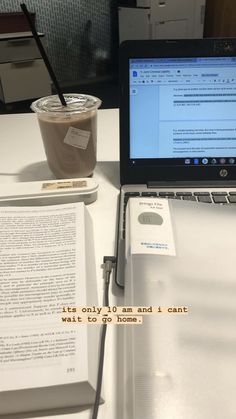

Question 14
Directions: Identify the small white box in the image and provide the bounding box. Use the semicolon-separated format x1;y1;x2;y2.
0;178;99;206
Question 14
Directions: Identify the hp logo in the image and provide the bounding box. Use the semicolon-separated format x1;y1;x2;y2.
219;169;228;178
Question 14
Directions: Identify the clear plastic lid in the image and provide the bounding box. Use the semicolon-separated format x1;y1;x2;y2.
31;93;102;115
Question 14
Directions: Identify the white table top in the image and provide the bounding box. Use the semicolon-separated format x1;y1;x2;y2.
0;32;44;40
0;108;124;419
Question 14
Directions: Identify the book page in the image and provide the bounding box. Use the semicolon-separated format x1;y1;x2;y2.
0;203;88;391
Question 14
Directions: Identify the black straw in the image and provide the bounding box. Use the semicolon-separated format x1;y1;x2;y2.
20;3;67;106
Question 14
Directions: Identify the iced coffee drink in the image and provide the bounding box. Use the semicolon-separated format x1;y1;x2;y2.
31;94;101;178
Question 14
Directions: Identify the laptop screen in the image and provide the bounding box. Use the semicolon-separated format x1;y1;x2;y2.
129;56;236;167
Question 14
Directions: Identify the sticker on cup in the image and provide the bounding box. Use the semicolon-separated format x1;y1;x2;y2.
64;126;91;150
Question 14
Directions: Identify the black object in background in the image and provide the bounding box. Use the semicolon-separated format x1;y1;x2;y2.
118;0;137;7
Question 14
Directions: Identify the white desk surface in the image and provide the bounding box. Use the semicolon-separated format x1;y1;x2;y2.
0;32;44;40
0;109;124;419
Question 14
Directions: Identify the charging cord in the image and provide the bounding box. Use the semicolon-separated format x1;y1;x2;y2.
91;256;117;419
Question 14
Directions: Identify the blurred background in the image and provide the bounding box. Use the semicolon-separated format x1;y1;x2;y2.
0;0;236;113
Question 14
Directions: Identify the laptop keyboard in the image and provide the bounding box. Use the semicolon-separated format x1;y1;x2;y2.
122;191;236;238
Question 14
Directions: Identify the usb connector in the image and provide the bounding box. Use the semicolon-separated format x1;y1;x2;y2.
103;256;117;283
92;256;117;419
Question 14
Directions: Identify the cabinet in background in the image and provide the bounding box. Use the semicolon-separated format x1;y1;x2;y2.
0;32;51;104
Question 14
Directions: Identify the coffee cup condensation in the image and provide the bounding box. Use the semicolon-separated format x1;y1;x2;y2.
31;94;102;178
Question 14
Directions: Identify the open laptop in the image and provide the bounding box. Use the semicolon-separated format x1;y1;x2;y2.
116;38;236;287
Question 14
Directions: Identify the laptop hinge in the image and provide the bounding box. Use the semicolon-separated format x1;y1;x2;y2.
147;180;236;188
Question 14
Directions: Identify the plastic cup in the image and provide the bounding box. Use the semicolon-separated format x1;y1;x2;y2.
31;93;101;178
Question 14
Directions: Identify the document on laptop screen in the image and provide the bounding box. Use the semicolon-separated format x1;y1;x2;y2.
130;57;236;161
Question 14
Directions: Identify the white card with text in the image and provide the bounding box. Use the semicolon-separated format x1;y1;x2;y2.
127;198;176;256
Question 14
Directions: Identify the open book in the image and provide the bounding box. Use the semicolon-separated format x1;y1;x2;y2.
0;202;99;416
124;197;236;419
